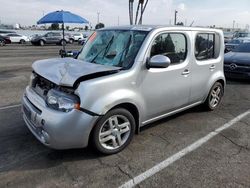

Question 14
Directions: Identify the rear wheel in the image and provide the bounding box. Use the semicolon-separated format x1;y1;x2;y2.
19;39;25;44
0;40;5;46
204;82;224;111
60;40;66;46
92;108;135;154
39;40;45;46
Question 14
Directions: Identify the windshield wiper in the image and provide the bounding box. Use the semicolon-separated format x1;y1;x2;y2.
90;35;114;63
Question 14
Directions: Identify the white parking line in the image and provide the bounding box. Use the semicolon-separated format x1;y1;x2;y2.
0;104;21;111
119;110;250;188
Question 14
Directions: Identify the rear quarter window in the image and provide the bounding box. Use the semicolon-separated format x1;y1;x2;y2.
195;33;220;61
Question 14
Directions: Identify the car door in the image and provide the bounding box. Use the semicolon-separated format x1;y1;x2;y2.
140;32;191;122
44;33;53;43
8;34;18;43
53;33;61;43
189;32;221;103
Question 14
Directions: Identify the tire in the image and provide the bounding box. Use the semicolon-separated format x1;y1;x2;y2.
39;40;45;46
60;40;66;46
69;39;74;44
0;40;5;46
204;82;224;111
92;108;135;154
19;39;25;44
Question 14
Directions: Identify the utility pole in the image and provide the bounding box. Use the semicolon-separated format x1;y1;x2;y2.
97;12;100;24
174;10;178;25
129;0;134;25
233;20;235;30
118;16;120;26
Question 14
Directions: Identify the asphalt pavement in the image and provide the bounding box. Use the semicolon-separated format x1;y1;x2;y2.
0;44;249;188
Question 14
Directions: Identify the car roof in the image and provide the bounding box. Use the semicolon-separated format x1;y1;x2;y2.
99;25;222;33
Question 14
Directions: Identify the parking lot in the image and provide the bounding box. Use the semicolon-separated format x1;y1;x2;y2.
0;44;250;188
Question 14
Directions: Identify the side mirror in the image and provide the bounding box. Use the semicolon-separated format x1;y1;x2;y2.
147;55;171;69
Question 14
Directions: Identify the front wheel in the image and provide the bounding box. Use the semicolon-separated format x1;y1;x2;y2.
69;39;74;44
92;108;135;154
39;40;45;46
204;82;224;111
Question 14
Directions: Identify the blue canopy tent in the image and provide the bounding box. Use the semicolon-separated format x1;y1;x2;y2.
37;10;89;51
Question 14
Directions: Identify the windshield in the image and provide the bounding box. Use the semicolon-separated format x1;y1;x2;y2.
77;30;148;69
232;43;250;53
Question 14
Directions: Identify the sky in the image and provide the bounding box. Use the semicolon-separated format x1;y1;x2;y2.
0;0;249;29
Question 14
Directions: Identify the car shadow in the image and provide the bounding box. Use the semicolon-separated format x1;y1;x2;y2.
140;105;206;133
226;78;250;85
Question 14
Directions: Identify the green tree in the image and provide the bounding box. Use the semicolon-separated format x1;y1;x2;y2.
50;23;59;30
95;23;105;29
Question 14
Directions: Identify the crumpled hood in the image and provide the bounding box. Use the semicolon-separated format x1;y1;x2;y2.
32;58;120;87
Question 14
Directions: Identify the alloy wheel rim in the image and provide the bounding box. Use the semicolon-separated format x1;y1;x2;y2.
99;115;131;150
209;86;221;108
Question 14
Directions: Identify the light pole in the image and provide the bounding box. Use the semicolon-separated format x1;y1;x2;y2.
174;10;178;25
97;12;100;24
233;20;235;31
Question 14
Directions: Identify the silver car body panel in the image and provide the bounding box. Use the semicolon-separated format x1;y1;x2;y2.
22;26;225;149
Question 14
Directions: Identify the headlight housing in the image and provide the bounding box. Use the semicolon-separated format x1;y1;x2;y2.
46;89;80;112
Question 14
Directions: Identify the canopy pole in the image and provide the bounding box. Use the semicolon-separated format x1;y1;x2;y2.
62;23;65;51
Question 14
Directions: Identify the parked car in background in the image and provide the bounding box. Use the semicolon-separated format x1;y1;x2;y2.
0;35;11;46
4;33;30;44
224;32;233;43
78;34;89;45
72;33;83;41
233;31;250;39
224;42;250;79
225;38;250;53
22;26;225;154
78;38;87;45
31;32;69;46
65;33;75;44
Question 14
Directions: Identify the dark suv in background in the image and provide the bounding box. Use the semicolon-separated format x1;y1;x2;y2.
31;32;70;46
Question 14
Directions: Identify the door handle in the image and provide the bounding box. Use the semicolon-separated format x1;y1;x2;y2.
210;65;216;70
182;69;190;76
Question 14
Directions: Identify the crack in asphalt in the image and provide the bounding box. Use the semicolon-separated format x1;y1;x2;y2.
219;133;250;152
117;165;133;180
62;164;81;187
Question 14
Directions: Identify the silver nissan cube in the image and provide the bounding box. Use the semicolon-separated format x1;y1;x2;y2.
22;26;225;154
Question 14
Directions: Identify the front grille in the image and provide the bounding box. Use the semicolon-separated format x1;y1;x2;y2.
30;72;75;97
31;73;57;97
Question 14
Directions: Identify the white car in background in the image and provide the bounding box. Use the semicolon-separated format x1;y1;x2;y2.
5;33;30;44
72;33;83;41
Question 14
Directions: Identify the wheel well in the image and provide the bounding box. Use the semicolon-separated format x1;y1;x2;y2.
88;103;140;147
111;103;140;134
216;79;225;90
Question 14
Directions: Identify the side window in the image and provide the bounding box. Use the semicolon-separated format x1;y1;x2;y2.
150;33;187;64
195;33;215;60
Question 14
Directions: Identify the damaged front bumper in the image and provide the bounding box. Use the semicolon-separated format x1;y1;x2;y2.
22;86;99;149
